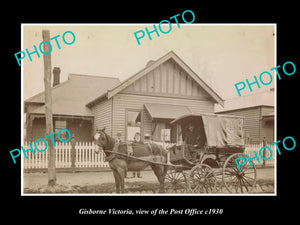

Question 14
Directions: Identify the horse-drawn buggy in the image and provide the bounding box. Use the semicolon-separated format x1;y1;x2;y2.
165;113;256;194
94;113;257;194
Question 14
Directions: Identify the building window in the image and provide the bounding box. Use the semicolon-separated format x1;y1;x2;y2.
55;120;67;141
161;128;170;142
126;110;142;141
152;121;178;143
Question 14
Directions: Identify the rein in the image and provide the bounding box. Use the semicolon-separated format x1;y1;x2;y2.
104;150;173;167
97;132;166;159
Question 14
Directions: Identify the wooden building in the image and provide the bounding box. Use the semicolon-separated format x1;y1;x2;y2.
24;51;224;143
86;51;224;143
215;91;274;144
24;70;120;142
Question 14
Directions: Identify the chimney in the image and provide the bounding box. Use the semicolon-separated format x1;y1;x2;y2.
53;67;61;87
146;60;155;67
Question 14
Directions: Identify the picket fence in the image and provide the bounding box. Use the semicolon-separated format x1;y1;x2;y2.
22;141;274;171
244;143;275;167
23;142;109;170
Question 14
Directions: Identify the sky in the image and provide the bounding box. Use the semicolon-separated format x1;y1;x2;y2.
22;24;275;102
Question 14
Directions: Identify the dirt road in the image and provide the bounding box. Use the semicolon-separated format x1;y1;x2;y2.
23;167;275;194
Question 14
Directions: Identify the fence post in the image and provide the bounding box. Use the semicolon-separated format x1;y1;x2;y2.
70;135;76;173
23;141;116;171
262;137;266;167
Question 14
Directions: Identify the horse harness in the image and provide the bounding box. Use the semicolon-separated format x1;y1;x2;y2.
102;130;164;162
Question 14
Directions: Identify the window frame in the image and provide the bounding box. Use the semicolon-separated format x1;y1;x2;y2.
125;109;143;142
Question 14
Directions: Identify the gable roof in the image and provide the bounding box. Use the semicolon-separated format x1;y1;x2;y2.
86;51;224;107
25;74;120;117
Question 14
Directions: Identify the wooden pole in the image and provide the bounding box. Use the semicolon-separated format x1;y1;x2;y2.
42;30;56;186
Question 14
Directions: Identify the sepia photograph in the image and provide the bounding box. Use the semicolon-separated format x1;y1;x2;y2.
21;24;276;195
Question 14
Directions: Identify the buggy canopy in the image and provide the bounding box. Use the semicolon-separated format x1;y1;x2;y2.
171;113;245;147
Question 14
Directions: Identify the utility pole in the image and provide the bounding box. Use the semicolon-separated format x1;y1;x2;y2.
42;30;56;185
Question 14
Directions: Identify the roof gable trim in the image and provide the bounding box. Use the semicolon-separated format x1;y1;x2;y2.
106;51;224;106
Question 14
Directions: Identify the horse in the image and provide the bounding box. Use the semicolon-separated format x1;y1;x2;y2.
93;128;168;193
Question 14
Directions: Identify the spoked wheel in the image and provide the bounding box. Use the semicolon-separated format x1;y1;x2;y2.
212;168;224;193
165;167;187;193
187;164;217;194
222;153;257;194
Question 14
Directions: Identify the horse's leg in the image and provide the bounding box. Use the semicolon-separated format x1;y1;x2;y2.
151;165;166;193
120;169;126;193
110;160;121;193
111;159;126;194
110;159;127;194
112;169;120;193
116;166;126;193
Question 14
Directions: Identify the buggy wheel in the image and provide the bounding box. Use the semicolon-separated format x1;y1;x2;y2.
222;153;257;194
165;167;187;193
187;164;217;194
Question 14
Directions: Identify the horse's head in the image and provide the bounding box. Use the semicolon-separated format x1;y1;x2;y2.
94;127;108;154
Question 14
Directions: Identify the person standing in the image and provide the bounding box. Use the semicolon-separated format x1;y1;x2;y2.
131;132;142;178
183;123;200;162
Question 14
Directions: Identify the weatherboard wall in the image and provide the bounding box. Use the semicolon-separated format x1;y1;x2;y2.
120;59;213;101
91;98;113;136
216;106;274;144
91;57;218;142
111;93;214;142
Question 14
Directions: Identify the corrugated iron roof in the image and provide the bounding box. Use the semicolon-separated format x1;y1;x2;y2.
215;90;274;113
25;74;120;117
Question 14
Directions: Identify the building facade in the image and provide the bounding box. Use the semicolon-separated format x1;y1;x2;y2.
87;51;224;143
24;51;224;143
24;70;120;142
216;105;274;144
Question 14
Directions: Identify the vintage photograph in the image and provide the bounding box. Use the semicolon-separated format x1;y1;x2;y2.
22;24;275;195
